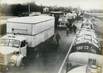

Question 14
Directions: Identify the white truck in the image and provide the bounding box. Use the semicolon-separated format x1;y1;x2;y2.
0;15;55;67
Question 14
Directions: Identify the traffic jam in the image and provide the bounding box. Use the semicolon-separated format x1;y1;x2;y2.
0;1;103;73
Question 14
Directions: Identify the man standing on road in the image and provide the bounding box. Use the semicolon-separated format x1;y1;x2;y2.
72;24;77;33
65;12;74;35
54;31;61;46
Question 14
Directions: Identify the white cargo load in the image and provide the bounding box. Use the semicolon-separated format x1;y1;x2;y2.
67;65;86;73
69;52;103;66
7;15;55;47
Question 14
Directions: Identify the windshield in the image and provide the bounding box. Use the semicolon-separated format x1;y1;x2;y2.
0;39;20;48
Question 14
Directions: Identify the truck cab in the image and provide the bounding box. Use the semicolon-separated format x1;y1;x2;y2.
0;34;27;67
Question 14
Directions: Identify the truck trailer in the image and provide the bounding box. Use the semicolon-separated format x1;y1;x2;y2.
7;15;55;48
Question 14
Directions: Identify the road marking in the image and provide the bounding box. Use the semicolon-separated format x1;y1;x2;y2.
58;36;76;73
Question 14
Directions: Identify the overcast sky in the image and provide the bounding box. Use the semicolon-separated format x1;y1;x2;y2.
0;0;103;10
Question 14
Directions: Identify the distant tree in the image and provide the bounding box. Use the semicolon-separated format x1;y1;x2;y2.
10;2;44;16
0;4;12;16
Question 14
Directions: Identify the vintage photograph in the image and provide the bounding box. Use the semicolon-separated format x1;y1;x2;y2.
0;0;103;73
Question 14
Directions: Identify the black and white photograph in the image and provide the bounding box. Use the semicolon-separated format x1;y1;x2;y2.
0;0;103;73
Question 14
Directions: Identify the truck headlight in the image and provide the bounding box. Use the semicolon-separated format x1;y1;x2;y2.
9;55;17;66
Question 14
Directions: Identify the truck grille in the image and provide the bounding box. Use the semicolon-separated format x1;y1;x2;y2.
0;53;4;64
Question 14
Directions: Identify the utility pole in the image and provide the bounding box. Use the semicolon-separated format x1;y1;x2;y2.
28;4;30;15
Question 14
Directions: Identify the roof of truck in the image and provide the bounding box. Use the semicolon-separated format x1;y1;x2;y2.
7;15;54;24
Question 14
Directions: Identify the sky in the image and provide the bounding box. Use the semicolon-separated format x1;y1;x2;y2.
0;0;103;10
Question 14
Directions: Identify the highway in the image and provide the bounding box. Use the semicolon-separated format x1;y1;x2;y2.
3;14;103;73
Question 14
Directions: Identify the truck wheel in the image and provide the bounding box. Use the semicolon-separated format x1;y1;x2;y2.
22;57;27;66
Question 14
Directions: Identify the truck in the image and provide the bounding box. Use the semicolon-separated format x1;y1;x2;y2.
0;15;55;67
66;19;103;73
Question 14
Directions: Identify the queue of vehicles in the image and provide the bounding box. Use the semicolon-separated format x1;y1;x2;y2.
0;10;102;73
58;11;83;28
66;19;103;73
50;10;83;28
